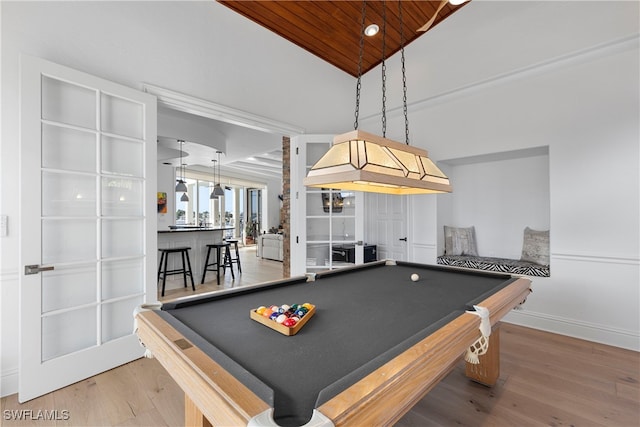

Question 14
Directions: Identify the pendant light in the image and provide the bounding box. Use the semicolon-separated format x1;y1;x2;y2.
212;150;225;197
303;0;452;195
175;139;188;192
209;159;219;199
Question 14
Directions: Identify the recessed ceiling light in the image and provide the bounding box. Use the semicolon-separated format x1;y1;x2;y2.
364;24;379;37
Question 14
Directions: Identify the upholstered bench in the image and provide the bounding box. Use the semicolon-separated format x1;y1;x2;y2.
437;254;550;277
440;225;550;277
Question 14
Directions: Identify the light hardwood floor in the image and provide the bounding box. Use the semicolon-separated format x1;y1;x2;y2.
2;252;639;426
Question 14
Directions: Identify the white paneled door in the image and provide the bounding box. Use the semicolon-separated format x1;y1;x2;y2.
366;193;408;261
19;55;157;402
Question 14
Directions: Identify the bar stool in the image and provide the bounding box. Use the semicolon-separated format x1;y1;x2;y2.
201;242;234;284
157;247;195;297
224;238;242;274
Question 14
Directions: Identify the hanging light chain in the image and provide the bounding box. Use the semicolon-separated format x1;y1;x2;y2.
179;139;182;182
398;0;410;145
381;0;387;137
217;151;222;186
354;0;367;130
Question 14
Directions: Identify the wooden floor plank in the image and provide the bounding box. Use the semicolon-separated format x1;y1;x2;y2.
92;362;155;425
126;357;185;427
51;378;112;426
116;406;171;427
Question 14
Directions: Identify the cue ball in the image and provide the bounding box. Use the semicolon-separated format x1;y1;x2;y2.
411;273;419;282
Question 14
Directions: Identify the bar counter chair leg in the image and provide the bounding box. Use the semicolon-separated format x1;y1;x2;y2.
225;239;242;274
202;243;228;285
183;249;195;291
161;250;169;297
222;244;235;279
201;245;211;284
215;244;222;283
157;250;166;282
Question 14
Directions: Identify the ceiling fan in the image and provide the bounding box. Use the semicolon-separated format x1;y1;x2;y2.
418;0;470;32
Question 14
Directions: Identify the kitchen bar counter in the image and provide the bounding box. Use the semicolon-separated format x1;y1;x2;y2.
157;227;236;293
158;226;235;234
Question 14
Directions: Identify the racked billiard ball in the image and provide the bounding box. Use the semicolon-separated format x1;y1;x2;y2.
282;318;297;327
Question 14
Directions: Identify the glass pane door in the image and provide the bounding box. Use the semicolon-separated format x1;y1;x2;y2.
40;78;147;359
19;55;156;401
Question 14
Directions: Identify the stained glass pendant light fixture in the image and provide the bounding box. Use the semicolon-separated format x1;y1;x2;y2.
212;151;225;197
303;0;452;195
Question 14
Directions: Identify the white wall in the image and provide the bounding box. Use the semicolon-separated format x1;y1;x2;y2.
439;152;550;259
258;176;284;234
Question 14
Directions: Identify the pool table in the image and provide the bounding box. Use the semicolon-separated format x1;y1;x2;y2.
135;260;531;427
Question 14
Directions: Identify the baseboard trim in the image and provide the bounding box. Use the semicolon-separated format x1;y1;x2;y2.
504;309;639;352
552;252;639;265
1;368;18;398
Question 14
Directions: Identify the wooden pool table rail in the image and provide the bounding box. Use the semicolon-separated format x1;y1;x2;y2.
135;275;531;427
316;276;531;426
135;310;269;426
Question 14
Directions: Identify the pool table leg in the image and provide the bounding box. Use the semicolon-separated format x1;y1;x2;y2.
465;324;500;386
185;394;212;427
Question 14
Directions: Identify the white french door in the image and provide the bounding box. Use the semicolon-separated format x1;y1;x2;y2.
19;55;157;402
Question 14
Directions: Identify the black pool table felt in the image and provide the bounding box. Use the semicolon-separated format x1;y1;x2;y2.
159;262;515;426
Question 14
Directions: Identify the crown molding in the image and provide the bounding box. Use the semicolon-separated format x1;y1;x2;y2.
364;34;640;120
142;84;305;136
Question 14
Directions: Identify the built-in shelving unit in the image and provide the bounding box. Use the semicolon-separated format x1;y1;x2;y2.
290;136;364;275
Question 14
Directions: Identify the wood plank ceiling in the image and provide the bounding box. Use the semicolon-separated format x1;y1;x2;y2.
218;1;469;77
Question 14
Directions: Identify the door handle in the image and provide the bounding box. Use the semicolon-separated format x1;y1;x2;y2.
399;237;407;242
24;264;55;275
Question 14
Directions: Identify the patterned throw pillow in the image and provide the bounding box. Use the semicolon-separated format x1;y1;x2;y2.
520;227;550;266
444;226;478;256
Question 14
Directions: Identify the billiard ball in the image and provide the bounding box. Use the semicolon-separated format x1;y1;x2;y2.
411;273;419;282
276;314;287;323
282;318;297;327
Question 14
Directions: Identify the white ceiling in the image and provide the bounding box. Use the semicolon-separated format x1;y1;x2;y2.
157;107;285;181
